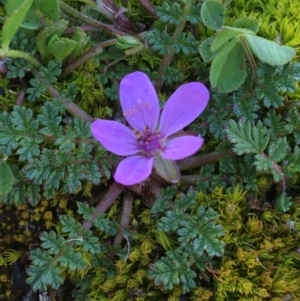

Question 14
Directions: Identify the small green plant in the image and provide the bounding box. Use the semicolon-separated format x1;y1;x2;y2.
199;0;296;92
0;0;300;300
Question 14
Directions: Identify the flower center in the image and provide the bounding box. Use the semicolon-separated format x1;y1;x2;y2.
134;126;162;157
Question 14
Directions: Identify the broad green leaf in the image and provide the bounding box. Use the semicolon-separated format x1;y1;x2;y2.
244;34;296;66
201;0;225;30
35;0;60;20
0;160;14;195
221;26;255;34
6;0;23;12
211;27;240;52
199;37;216;62
232;17;260;33
2;0;34;50
210;38;247;93
7;0;40;30
19;9;41;30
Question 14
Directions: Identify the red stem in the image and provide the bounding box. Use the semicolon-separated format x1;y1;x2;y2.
113;192;133;247
83;182;125;229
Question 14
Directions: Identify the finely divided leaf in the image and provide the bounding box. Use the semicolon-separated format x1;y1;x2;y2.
59;247;87;270
59;215;82;237
77;202;95;220
158;210;185;232
156;2;183;25
148;249;196;292
226;120;269;155
40;231;65;255
26;263;63;290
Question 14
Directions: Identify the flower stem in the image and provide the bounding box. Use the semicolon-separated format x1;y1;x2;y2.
0;49;41;69
83;182;125;229
61;39;117;77
137;0;157;19
59;1;129;36
180;174;208;184
15;89;26;106
240;36;258;84
178;150;234;171
113;192;133;247
155;0;196;92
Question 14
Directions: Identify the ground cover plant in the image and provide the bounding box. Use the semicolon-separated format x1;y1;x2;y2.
0;0;300;300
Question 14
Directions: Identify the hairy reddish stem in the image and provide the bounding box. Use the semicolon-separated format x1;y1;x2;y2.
83;182;125;229
61;39;117;77
180;174;208;184
59;1;129;36
113;192;133;247
137;0;157;19
178;150;234;171
15;89;26;106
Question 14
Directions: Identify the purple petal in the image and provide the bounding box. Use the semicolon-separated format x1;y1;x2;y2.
91;120;139;156
159;82;210;137
114;155;154;185
161;135;204;160
120;71;160;132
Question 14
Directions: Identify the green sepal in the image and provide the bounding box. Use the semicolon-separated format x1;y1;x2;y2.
48;35;78;62
154;157;180;183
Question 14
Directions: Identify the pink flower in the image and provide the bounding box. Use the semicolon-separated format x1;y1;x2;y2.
91;71;210;186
